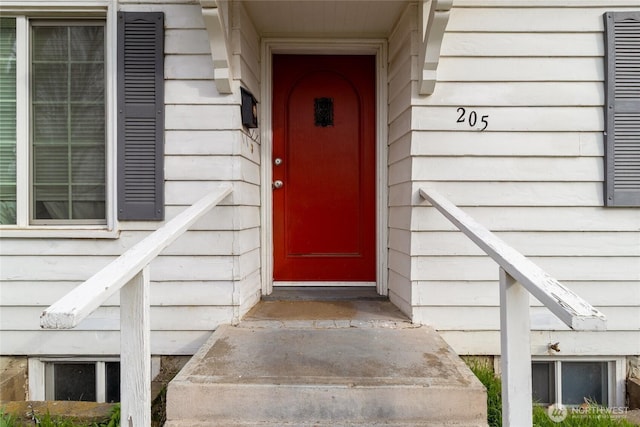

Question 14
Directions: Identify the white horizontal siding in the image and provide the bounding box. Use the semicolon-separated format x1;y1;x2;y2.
412;132;602;157
412;106;603;132
165;105;242;130
420;82;603;106
414;306;639;331
166;181;260;206
0;256;235;282
452;1;640;7
414;281;640;307
1;281;234;307
2;331;212;356
0;2;264;356
165;130;260;164
233;1;261;97
1;231;232;256
165;29;210;55
411;206;640;231
166;130;238;155
386;4;416;319
409;3;640;356
165;80;233;104
2;306;235;331
412;257;639;282
118;206;260;232
409;231;640;257
417;182;605;206
448;7;621;32
439;330;638;357
0;229;260;257
442;33;603;57
438;57;604;82
413;157;603;181
165;156;260;184
166;54;215;80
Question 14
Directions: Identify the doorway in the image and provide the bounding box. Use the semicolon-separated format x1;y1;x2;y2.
271;55;376;285
260;41;388;295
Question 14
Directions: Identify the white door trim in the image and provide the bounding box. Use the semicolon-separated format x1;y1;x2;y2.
260;38;389;296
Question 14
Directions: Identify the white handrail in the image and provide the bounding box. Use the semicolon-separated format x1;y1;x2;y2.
419;187;606;426
39;183;233;427
419;187;606;330
40;184;232;329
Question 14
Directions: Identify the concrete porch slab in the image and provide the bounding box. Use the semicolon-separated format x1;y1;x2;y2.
243;299;410;324
166;301;487;426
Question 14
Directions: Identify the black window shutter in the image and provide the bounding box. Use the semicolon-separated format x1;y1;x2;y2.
117;12;165;220
604;12;640;207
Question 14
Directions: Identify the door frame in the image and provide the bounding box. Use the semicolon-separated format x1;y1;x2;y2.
260;38;389;296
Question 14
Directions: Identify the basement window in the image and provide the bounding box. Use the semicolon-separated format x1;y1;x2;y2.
531;360;621;407
41;360;120;402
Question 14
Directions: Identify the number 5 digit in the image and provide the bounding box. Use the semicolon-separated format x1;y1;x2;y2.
480;115;489;131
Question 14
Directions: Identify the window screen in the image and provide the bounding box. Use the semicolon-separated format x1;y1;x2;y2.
31;22;106;222
562;362;608;406
0;18;16;224
53;363;97;401
532;362;555;405
105;361;120;403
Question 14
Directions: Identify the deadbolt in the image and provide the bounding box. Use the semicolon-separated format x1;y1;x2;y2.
274;158;283;166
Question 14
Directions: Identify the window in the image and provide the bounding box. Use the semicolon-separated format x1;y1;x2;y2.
44;361;120;403
532;360;618;407
0;10;165;231
0;18;17;224
532;362;556;405
29;356;160;403
0;17;107;225
603;12;640;207
28;358;120;403
32;22;106;223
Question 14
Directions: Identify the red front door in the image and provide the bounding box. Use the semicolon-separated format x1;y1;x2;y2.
272;55;376;282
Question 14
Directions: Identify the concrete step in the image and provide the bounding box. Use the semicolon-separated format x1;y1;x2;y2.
168;422;486;426
165;311;487;427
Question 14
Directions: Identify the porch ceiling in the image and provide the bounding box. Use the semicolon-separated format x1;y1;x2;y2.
241;0;409;37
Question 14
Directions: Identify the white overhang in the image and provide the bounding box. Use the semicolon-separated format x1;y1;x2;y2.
200;0;451;95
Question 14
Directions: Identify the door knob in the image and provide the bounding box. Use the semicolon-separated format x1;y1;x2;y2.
273;180;283;189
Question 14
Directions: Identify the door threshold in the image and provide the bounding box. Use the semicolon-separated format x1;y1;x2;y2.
274;281;375;287
263;286;386;302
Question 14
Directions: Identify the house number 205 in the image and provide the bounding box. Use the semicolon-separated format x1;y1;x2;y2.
456;107;489;131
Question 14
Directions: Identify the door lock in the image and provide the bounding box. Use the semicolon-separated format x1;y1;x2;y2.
274;158;283;166
273;180;283;189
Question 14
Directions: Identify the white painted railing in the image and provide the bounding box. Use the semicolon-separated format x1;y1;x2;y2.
419;187;606;427
40;184;233;427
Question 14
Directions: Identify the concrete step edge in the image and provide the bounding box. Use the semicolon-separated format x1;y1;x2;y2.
165;420;488;427
167;384;487;422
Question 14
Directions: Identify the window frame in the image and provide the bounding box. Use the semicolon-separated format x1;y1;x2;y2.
0;2;118;238
29;357;120;403
44;360;119;402
28;356;160;402
528;357;626;408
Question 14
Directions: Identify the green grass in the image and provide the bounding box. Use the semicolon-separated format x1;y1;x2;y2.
0;409;16;427
465;357;502;427
464;357;636;427
0;404;119;427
